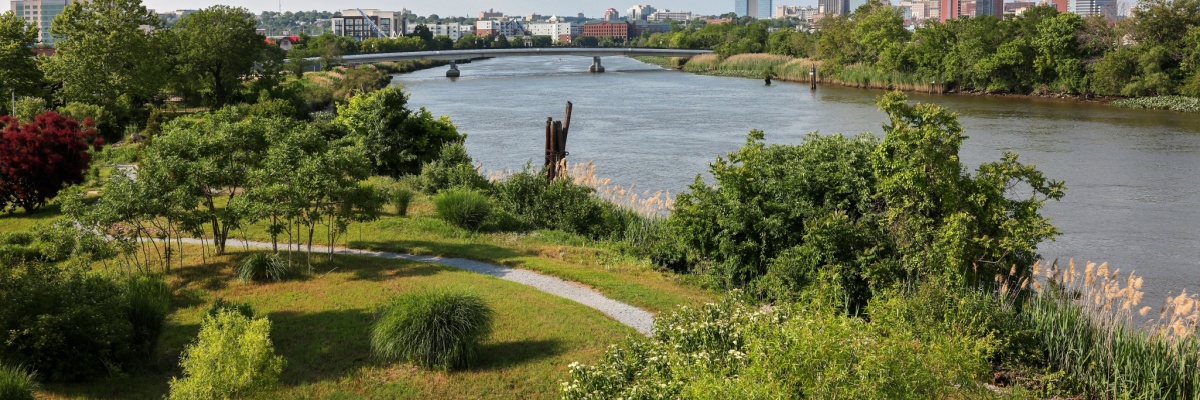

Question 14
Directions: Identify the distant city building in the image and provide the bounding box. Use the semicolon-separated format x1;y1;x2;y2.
632;21;670;35
1004;1;1038;14
941;0;992;20
775;5;819;20
647;9;694;21
331;9;405;39
1045;0;1069;12
577;12;586;18
412;22;468;41
734;0;773;18
479;8;504;19
525;13;543;22
10;0;78;44
897;1;938;21
603;8;620;21
528;22;581;43
582;21;633;41
627;5;656;21
475;19;524;37
1069;0;1116;17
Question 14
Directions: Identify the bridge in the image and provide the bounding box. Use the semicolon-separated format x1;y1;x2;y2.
308;47;714;77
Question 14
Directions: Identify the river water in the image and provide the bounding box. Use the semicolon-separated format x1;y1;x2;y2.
396;56;1200;306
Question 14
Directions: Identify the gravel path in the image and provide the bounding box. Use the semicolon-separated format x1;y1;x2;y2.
179;238;655;336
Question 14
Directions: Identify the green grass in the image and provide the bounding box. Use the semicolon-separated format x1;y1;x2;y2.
231;193;715;314
38;247;639;399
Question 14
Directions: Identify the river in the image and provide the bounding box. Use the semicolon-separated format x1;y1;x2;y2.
395;55;1200;306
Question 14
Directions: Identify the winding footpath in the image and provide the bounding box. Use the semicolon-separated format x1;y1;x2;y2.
178;238;655;336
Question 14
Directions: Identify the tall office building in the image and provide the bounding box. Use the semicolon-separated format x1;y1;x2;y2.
734;0;773;18
627;5;656;21
941;0;1002;21
1069;0;1116;17
10;0;77;45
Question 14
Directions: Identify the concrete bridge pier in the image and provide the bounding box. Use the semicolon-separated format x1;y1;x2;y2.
588;57;605;73
446;60;460;78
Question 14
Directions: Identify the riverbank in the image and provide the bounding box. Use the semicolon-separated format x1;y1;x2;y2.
635;54;1139;105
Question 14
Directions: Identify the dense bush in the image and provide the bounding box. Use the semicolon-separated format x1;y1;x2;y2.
561;295;993;399
0;363;36;400
415;142;490;194
667;93;1064;305
433;188;492;231
491;169;634;240
370;290;494;371
206;297;256;319
169;310;285;399
334;86;465;178
0;261;134;381
237;252;291;283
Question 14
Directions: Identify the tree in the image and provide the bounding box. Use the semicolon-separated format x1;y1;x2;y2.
0;11;44;112
42;0;170;109
173;5;273;107
333;86;465;178
142;108;283;255
0;112;103;212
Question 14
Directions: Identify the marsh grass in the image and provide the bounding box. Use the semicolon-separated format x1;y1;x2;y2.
1019;260;1200;398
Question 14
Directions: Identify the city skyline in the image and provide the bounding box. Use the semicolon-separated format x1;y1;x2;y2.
139;0;820;17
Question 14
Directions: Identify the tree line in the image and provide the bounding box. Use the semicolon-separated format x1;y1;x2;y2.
633;0;1200;97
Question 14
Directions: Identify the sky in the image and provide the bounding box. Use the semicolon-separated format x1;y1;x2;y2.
142;0;818;18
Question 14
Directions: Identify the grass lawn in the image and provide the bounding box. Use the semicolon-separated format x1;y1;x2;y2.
38;247;638;399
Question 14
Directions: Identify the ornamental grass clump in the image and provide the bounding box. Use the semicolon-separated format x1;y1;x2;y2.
433;188;492;231
124;274;171;359
391;187;414;216
168;310;285;400
0;363;36;400
237;252;290;283
370;290;494;371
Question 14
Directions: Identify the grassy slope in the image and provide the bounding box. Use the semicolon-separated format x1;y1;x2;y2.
39;248;637;399
229;193;714;315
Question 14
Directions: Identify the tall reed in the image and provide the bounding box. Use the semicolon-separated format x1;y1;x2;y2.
1021;260;1200;399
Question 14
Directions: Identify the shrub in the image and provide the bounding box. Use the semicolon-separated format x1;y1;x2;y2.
0;363;36;400
561;296;993;399
125;274;171;359
391;187;414;216
206;298;255;319
0;112;104;212
491;169;632;239
0;261;133;382
433;188;492;231
237;252;291;283
168;310;285;400
416;142;490;194
371;290;494;370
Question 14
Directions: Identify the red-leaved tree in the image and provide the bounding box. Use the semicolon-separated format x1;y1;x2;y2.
0;112;104;212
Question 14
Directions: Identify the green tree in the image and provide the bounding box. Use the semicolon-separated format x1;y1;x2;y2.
853;1;910;70
1033;13;1087;92
173;5;272;107
333;86;465;178
42;0;169;109
0;12;44;113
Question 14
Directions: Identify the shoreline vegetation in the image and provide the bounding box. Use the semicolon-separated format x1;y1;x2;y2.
636;54;1200;112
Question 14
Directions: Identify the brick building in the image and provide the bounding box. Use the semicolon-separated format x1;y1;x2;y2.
582;21;633;41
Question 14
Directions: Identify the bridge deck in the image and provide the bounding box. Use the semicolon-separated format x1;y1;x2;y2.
312;47;712;64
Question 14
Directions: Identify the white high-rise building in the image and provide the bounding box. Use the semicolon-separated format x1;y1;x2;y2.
627;5;657;21
10;0;77;44
331;9;406;39
647;9;694;21
1069;0;1116;17
527;22;581;43
411;22;468;41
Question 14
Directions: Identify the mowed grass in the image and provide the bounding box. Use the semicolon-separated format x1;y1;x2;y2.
38;247;637;399
234;193;716;314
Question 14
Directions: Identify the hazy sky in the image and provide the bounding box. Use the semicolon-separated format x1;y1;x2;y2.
142;0;818;18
